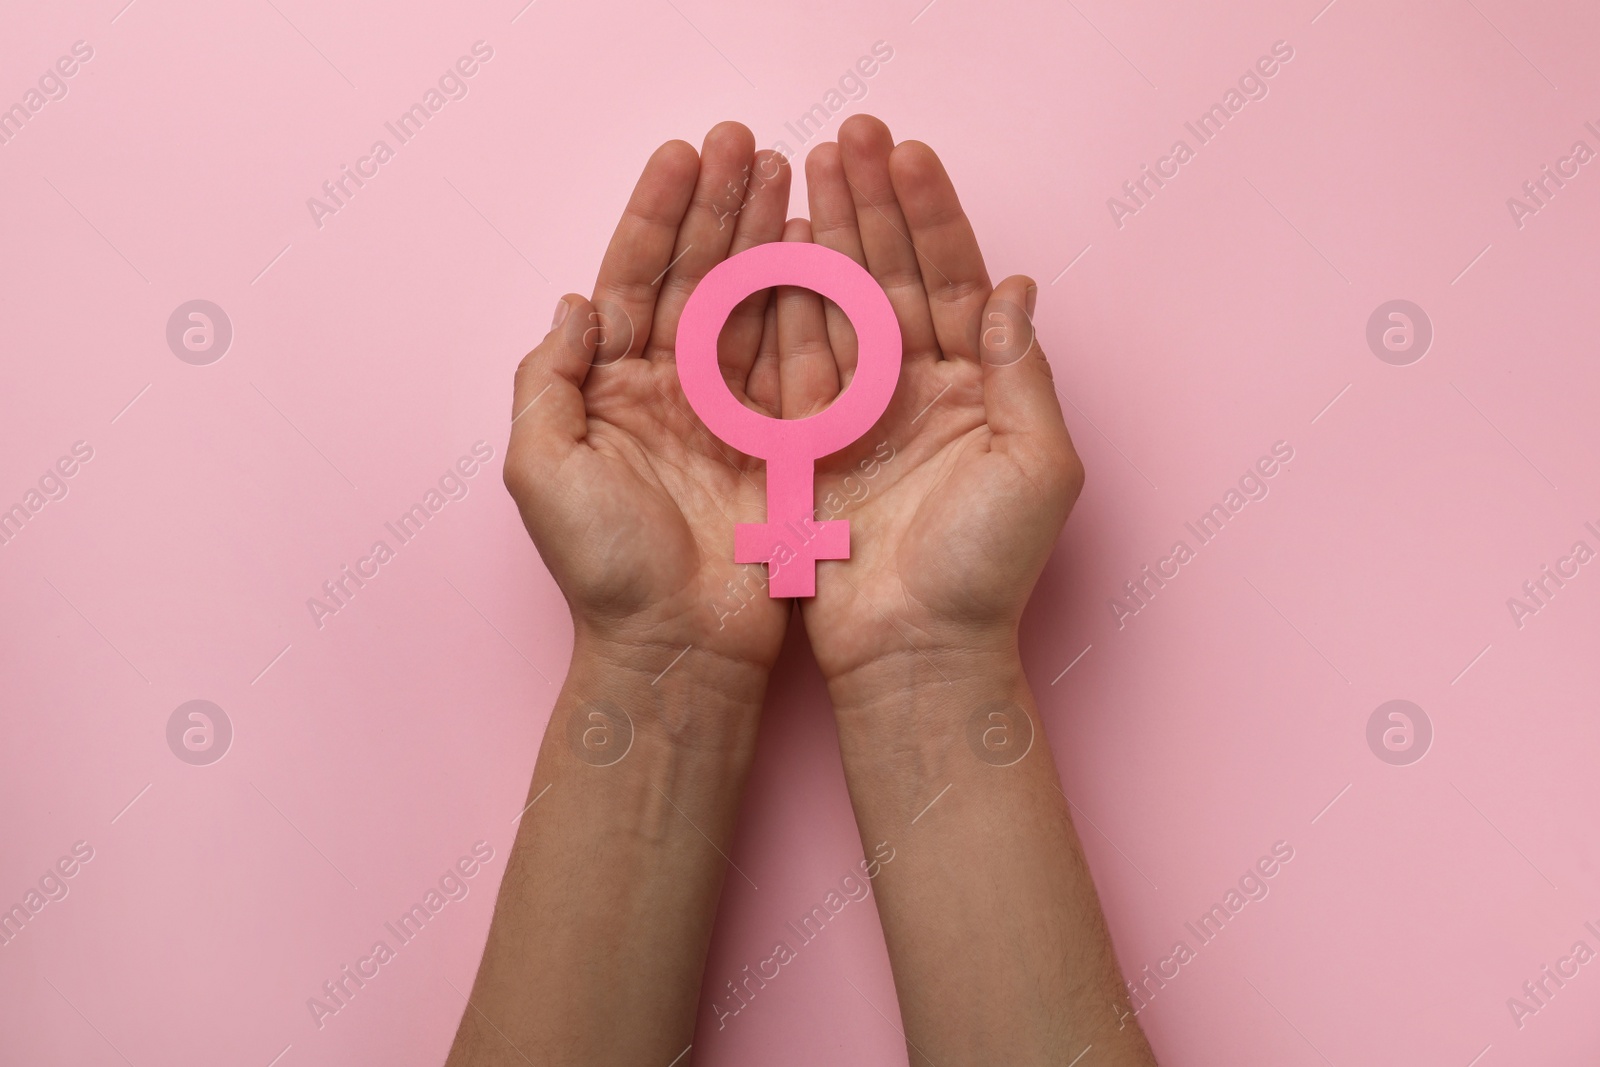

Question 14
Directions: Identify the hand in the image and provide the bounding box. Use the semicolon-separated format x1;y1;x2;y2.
788;115;1085;691
503;122;795;690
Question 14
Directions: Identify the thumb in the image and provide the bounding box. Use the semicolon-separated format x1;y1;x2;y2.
507;293;598;486
979;276;1065;438
978;276;1083;496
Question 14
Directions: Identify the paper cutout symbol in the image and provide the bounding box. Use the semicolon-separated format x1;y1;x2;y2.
676;243;902;597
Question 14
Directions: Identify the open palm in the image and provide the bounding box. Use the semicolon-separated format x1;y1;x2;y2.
503;124;795;675
785;116;1086;684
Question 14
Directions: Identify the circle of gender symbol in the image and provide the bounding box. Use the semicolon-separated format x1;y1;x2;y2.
675;242;902;597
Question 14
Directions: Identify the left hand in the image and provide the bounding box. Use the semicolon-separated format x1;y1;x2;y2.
503;123;796;693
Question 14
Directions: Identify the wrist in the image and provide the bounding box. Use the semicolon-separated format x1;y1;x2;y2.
571;587;784;676
567;624;770;760
826;644;1050;828
828;641;1029;749
825;625;1020;715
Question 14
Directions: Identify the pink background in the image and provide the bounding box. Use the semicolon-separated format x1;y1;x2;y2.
3;0;1599;1063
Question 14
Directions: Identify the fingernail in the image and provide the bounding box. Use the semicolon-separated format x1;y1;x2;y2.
551;297;570;331
1025;285;1038;317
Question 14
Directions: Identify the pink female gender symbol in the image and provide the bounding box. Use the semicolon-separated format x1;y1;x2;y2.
676;242;902;597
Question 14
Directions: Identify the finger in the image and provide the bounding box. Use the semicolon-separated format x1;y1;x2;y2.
889;140;992;361
804;141;863;385
747;293;781;416
729;151;792;256
776;217;839;419
506;295;598;500
806;141;866;266
589;140;700;363
719;149;792;392
837;115;939;362
721;286;773;405
980;277;1073;465
647;121;758;360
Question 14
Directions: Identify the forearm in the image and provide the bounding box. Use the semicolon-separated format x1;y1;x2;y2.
829;644;1157;1066
446;630;768;1066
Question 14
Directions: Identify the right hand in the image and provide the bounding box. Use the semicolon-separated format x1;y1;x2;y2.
784;116;1085;694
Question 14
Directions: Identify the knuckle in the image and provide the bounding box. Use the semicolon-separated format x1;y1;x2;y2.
879;266;925;294
501;456;526;500
1060;448;1086;500
691;189;740;219
936;278;988;309
784;337;834;362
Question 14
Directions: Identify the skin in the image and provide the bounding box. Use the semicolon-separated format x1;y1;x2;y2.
445;117;1156;1066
